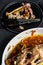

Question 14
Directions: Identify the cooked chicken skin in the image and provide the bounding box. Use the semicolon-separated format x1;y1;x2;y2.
5;44;43;65
5;35;43;65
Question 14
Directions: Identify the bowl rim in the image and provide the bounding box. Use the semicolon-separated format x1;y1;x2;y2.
1;27;43;65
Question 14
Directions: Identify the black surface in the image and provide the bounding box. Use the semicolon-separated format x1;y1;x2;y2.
0;0;43;65
1;0;42;33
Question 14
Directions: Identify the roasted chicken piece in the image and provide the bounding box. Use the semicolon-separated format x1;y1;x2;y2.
5;44;43;65
6;3;36;20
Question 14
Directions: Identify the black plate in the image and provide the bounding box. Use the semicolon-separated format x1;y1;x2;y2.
0;0;42;33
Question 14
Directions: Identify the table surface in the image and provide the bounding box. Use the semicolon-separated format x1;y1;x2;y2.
0;0;43;64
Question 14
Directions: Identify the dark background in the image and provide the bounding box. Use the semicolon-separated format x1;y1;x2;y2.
0;0;43;65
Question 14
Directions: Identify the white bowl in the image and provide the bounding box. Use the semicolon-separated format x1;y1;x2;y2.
1;27;43;65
